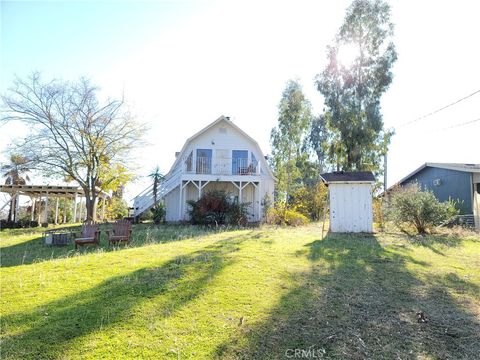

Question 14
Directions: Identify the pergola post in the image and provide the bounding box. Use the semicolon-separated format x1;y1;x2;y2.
37;196;42;224
30;197;35;221
79;197;84;222
54;197;59;224
63;198;67;223
14;191;20;222
43;193;49;224
101;196;106;221
73;193;78;223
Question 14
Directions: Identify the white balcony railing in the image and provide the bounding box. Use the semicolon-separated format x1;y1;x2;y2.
183;156;260;176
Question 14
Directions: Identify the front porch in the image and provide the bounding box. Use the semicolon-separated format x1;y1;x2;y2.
173;179;262;222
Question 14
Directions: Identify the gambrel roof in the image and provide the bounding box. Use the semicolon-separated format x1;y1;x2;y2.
166;115;275;178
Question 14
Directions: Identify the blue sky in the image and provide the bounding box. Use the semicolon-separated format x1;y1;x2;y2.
1;0;479;200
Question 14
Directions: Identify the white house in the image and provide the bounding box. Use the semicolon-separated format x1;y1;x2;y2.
133;116;275;222
320;171;375;233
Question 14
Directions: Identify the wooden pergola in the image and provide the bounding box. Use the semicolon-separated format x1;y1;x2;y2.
0;184;109;224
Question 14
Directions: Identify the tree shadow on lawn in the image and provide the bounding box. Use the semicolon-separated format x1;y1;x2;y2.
1;236;247;359
382;231;467;257
216;233;480;359
0;224;234;267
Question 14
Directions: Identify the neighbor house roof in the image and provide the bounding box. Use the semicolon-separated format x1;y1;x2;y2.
320;171;376;183
394;162;480;187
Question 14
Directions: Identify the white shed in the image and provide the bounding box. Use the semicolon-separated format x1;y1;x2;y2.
320;171;375;233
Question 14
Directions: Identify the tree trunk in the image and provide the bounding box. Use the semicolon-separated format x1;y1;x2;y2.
83;188;97;223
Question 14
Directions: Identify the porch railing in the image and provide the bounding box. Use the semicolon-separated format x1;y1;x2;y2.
195;156;212;174
183;156;260;175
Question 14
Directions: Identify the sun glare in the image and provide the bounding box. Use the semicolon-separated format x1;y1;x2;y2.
337;42;359;68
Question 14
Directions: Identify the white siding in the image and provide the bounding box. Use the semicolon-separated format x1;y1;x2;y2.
161;118;275;222
164;185;180;222
180;121;270;176
329;183;373;233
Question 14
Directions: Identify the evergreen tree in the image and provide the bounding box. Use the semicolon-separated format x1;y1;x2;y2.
315;0;397;172
270;80;312;209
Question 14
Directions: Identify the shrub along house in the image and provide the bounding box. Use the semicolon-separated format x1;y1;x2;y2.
133;116;275;222
388;163;480;230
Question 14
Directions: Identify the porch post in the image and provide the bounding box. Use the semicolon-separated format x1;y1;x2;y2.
54;197;59;224
178;182;183;220
257;183;261;221
73;193;78;223
239;181;242;203
198;181;202;199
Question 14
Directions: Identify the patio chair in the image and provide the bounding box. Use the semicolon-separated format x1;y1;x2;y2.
107;219;132;245
74;223;100;249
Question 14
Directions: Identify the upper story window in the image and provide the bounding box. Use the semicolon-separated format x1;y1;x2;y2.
232;150;248;175
196;149;212;174
185;151;193;172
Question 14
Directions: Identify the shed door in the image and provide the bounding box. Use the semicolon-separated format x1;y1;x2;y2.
329;183;372;233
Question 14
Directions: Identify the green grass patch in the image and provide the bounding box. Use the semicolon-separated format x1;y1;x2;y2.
1;224;479;359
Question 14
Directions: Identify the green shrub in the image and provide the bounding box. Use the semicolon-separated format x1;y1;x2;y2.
373;197;386;231
266;206;309;226
187;190;249;226
385;184;458;234
290;182;328;220
106;197;129;220
151;203;166;224
285;209;310;226
226;202;249;226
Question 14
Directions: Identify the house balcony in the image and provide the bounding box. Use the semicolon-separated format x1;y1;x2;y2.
182;157;261;179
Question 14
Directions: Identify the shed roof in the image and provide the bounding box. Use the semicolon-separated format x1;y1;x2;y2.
0;184;109;198
320;171;375;183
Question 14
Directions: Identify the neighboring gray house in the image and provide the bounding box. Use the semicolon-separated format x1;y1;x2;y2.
390;163;480;230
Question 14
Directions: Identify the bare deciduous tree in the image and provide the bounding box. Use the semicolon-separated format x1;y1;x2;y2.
1;73;146;222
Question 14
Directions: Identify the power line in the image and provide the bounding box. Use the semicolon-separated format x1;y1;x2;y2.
397;89;480;128
436;117;480;132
